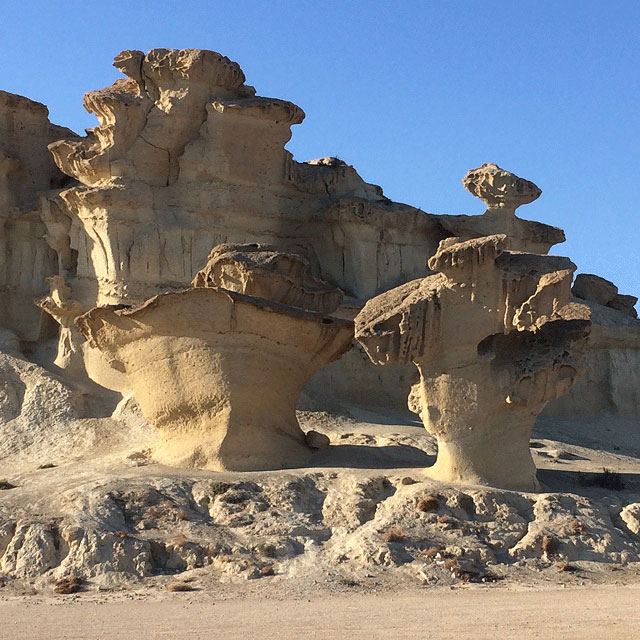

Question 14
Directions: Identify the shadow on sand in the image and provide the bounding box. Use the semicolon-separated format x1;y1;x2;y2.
311;443;434;469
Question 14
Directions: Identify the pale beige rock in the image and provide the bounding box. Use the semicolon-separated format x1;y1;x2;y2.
436;164;564;254
193;243;343;314
0;92;76;341
620;503;640;536
76;247;353;471
355;235;590;491
572;273;638;319
543;300;640;421
46;48;445;317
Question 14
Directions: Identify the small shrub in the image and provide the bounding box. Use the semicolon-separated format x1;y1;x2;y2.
338;577;359;587
0;480;16;490
541;535;558;556
422;546;441;560
54;576;83;594
556;559;578;572
579;468;626;491
256;543;278;558
171;534;188;548
175;510;189;521
167;582;194;592
383;528;407;543
417;495;439;513
210;482;231;496
38;463;56;469
260;565;275;577
567;518;585;535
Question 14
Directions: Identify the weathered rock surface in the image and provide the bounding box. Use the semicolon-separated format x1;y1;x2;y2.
355;235;590;491
76;246;353;471
436;164;565;254
544;300;640;422
572;273;638;319
45;48;448;314
0;92;77;341
0;462;639;589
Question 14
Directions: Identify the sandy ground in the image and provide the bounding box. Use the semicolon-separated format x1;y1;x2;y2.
1;585;639;639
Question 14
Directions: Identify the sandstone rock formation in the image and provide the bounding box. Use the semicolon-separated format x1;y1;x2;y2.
572;273;638;319
45;48;449;316
543;299;640;422
0;92;76;341
355;235;590;491
435;163;565;254
76;244;353;471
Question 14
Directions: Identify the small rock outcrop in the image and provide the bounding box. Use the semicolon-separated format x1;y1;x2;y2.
436;164;565;254
572;273;638;319
355;235;590;491
76;244;353;471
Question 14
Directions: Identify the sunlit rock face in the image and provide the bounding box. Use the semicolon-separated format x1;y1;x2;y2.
76;244;353;471
355;235;590;492
47;48;449;312
0;91;76;341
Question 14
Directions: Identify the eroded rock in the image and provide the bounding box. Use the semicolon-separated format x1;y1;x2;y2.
76;246;353;471
355;235;590;491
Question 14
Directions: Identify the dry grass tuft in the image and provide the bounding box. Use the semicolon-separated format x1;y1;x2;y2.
555;559;579;573
417;495;439;512
383;528;407;543
422;546;442;560
541;535;558;556
256;543;278;558
260;565;275;577
171;534;188;548
167;581;194;592
54;576;83;594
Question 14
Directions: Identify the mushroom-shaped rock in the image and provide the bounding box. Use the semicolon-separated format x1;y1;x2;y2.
437;164;564;254
355;235;590;491
462;163;541;213
76;246;353;471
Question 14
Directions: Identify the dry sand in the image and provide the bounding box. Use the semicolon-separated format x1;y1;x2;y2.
1;585;639;639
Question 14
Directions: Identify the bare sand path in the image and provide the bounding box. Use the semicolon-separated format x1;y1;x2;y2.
1;585;639;639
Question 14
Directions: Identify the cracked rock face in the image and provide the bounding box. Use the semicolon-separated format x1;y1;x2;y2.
355;235;591;491
76;246;354;471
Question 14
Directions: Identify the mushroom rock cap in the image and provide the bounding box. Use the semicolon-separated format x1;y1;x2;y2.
463;163;541;212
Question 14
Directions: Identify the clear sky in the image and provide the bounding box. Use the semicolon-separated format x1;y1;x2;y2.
2;1;638;306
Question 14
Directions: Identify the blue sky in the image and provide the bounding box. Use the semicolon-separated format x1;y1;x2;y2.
2;1;638;305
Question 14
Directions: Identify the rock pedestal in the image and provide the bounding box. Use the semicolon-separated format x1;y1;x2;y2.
355;235;590;491
77;245;353;471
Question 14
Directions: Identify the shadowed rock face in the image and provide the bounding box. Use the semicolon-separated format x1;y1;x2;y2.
76;245;353;471
355;235;590;491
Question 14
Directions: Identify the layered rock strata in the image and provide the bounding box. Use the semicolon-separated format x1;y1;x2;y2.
0;92;76;341
355;235;590;491
76;245;353;471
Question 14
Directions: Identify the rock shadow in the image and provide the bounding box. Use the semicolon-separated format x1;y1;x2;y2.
538;467;640;497
311;443;433;469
